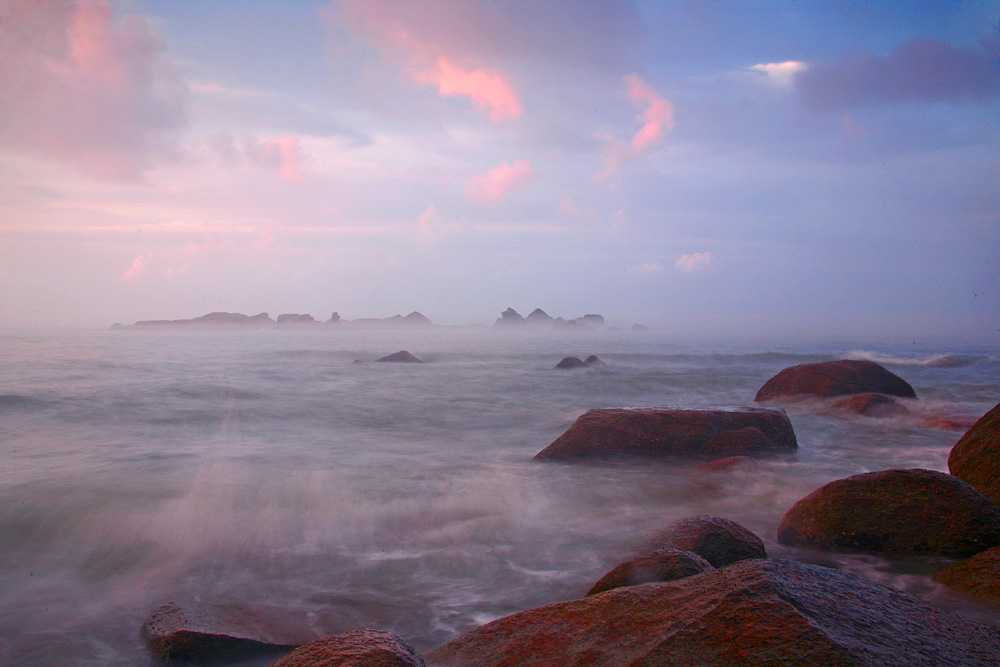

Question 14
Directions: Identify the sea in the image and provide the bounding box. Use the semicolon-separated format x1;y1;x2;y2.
1;326;997;666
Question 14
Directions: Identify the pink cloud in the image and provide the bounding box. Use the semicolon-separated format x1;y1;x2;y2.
210;133;307;182
0;0;186;181
165;261;190;278
121;254;151;281
594;74;674;182
413;58;522;122
417;204;437;244
625;74;674;153
675;252;711;272
465;160;532;204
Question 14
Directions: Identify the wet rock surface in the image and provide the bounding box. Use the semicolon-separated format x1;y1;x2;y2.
778;468;1000;557
271;629;425;667
141;602;319;661
429;558;1000;667
586;548;713;596
755;359;916;401
949;402;1000;504
534;406;796;460
935;546;1000;609
636;515;767;567
827;392;911;418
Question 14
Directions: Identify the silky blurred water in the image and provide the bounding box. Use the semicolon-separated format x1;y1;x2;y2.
0;327;997;665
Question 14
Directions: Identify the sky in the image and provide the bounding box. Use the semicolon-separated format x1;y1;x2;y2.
1;0;998;341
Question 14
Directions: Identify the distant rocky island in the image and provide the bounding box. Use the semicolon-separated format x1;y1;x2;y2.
110;307;645;331
111;310;434;330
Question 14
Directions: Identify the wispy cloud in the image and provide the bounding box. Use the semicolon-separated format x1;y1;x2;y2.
465;159;532;204
749;61;808;87
121;254;152;281
594;74;674;182
675;252;711;272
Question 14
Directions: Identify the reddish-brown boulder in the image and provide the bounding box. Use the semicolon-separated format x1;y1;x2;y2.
949;402;1000;504
141;602;319;661
755;359;916;401
534;407;796;460
935;546;1000;608
827;393;910;418
377;350;423;363
636;515;766;567
586;548;713;596
695;455;759;473
429;558;1000;667
778;468;1000;558
271;630;425;667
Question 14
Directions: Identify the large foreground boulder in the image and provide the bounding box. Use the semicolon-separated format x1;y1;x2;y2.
949;402;1000;504
534;407;796;461
586;548;713;596
271;629;425;667
755;359;916;401
429;559;1000;667
636;515;767;567
778;468;1000;558
141;602;319;661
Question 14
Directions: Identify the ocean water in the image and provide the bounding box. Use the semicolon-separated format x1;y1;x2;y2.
0;327;997;666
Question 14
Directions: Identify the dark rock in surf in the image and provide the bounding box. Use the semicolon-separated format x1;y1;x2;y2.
584;355;604;366
949;402;1000;504
755;359;916;401
636;515;766;567
695;455;759;473
141;602;318;661
270;629;425;667
827;392;910;418
534;407;796;461
555;356;587;369
429;558;1000;667
778;468;1000;558
586;548;713;596
377;350;423;363
328;311;341;323
631;323;647;331
935;545;1000;609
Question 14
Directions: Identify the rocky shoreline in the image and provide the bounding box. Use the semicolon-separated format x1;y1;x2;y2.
137;360;1000;666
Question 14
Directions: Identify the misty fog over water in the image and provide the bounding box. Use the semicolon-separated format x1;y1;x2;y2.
1;327;997;666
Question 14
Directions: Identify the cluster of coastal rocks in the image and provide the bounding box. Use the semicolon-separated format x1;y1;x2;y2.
493;307;605;329
138;359;1000;666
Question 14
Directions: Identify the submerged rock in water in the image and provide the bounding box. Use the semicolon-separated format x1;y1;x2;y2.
778;468;1000;558
755;359;916;401
584;355;604;365
271;629;425;667
695;455;759;474
586;548;713;596
949;402;1000;504
827;392;910;418
555;356;587;369
935;545;1000;609
534;407;796;461
377;350;423;363
141;602;318;661
636;515;767;567
429;559;1000;667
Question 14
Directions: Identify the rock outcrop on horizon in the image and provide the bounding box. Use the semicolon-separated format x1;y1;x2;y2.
377;350;423;363
429;558;1000;667
755;359;917;401
777;468;1000;558
949;402;1000;504
119;310;435;330
534;407;797;461
492;308;605;329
